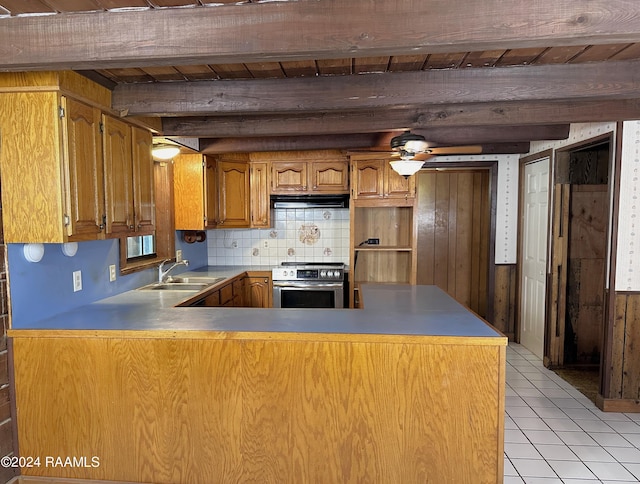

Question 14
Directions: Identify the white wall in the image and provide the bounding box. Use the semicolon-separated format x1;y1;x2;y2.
617;121;640;291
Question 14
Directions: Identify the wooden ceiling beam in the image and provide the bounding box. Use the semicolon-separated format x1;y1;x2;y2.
198;135;532;155
191;125;569;152
199;134;384;154
2;0;640;71
114;59;640;116
162;99;640;137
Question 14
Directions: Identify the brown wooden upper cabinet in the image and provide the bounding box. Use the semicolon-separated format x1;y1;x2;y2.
173;154;219;230
218;159;270;228
62;96;105;241
131;126;155;235
350;157;415;200
0;72;155;243
271;160;349;194
174;156;269;229
218;160;251;227
250;162;270;228
103;115;155;238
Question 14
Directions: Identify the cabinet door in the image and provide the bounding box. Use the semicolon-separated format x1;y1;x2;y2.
63;97;105;240
245;276;273;308
131;126;155;234
103;114;133;236
218;161;250;227
309;161;349;193
232;278;245;307
385;167;416;199
352;160;384;198
174;153;205;230
250;162;270;228
204;156;219;229
271;161;308;193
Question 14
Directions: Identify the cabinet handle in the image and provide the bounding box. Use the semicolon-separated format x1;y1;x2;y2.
264;279;268;283
219;220;224;225
129;224;134;230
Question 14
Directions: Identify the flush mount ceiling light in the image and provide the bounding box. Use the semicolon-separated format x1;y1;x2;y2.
152;143;181;161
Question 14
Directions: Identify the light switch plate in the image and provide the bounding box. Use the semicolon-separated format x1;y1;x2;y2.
73;270;82;292
176;249;183;262
109;264;116;282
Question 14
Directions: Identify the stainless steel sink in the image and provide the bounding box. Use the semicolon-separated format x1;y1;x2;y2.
137;277;224;291
165;276;224;284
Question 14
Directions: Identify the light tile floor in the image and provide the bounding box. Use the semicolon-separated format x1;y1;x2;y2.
505;343;640;483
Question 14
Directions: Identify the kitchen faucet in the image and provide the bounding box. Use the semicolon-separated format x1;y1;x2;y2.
158;259;189;282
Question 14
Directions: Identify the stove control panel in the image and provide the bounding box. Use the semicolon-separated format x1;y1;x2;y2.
273;266;344;281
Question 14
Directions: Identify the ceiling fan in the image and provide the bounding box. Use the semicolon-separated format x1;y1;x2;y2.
354;130;483;177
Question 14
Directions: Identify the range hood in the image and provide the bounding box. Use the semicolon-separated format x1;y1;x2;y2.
270;194;350;209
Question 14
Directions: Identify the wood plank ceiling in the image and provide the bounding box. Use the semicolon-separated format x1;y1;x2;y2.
2;0;640;153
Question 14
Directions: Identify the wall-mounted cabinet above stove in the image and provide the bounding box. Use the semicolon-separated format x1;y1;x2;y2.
271;160;349;194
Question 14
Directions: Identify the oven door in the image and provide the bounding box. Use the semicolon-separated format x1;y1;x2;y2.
273;281;344;309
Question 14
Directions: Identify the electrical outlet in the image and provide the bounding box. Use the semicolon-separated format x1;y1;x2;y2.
176;249;183;262
73;270;82;292
263;240;268;248
109;264;116;282
367;238;380;245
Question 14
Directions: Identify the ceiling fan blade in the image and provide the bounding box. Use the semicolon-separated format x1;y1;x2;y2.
412;152;434;161
429;145;483;155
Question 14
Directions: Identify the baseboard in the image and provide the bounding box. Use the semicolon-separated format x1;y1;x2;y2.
596;394;640;413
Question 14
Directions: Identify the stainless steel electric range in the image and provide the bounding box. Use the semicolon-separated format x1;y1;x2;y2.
272;262;346;309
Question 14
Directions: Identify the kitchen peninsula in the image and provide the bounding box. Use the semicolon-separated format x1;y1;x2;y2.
9;271;507;484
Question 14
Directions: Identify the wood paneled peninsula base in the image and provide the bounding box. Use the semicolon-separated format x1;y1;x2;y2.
9;285;507;484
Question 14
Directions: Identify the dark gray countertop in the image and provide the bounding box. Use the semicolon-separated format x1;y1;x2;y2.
10;266;504;339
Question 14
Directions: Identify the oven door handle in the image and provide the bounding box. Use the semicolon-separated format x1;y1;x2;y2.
272;281;344;289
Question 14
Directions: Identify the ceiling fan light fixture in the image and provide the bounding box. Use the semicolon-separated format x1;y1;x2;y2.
389;159;424;178
390;131;429;153
152;143;181;161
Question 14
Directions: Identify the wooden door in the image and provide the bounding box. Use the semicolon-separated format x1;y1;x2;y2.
131;126;154;234
416;169;491;318
250;162;270;228
565;185;608;365
520;157;550;359
271;161;308;193
63;97;105;240
352;159;384;198
547;183;570;366
102;114;133;236
218;161;250;227
309;161;349;193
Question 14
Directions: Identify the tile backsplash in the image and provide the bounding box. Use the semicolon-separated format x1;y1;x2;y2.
207;208;350;266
